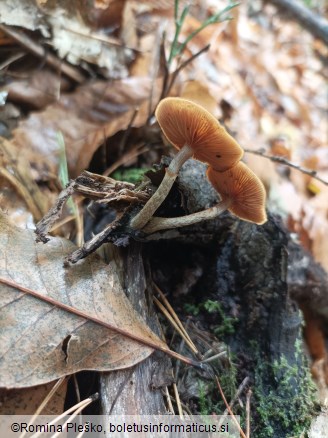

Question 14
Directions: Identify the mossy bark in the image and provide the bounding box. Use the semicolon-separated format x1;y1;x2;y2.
84;158;317;436
146;159;317;437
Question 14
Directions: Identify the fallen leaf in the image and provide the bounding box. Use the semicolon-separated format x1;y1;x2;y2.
181;80;218;116
121;1;138;50
5;69;71;110
0;212;167;388
0;137;53;223
12;77;160;178
1;0;130;77
0;379;67;414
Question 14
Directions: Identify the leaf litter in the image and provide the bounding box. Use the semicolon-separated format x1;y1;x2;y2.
0;0;328;419
0;213;169;388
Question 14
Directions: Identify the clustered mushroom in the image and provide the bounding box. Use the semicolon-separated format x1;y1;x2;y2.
130;97;267;233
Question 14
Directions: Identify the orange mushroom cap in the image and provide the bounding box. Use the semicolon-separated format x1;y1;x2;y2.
155;97;244;172
207;162;267;224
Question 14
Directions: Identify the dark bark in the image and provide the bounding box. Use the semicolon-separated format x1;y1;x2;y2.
144;160;316;437
148;216;316;437
79;159;317;436
288;239;328;320
99;243;172;427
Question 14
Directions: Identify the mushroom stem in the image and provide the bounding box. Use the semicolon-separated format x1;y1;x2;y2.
130;144;194;230
142;199;232;234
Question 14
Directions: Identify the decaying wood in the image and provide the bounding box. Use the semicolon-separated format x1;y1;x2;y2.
100;243;172;424
35;170;150;249
144;160;317;436
36;157;318;434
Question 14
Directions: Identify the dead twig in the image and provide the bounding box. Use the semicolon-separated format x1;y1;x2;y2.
246;389;252;438
148;25;166;120
64;211;126;264
103;143;149;177
218;376;249;429
173;382;184;418
154;42;210;119
117;107;140;154
264;0;328;46
244;148;328;186
0;24;85;83
153;283;200;357
35;182;76;242
35;170;150;246
0;51;26;71
165;44;211;98
215;376;247;438
221;376;250;417
154;296;199;356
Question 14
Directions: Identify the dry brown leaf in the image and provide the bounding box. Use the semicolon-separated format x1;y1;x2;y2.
0;181;34;229
0;137;53;223
94;0;115;9
181;81;218;116
5;70;71;110
84;0;126;28
121;1;138;49
12;77;160;177
0;379;67;414
1;0;131;76
0;213;166;389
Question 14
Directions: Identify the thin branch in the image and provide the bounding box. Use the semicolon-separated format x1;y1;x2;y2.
154;283;200;356
264;0;328;45
165;44;211;97
104;142;148;177
154;296;199;356
244;148;328;186
64;213;124;264
35;181;76;242
0;25;85;83
218;376;249;429
0;276;200;368
246;389;252;438
215;376;247;438
117;107;140;154
173;383;184;418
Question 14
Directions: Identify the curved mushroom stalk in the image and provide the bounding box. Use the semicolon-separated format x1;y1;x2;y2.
130;97;244;230
142;199;231;234
142;162;267;234
130;144;194;230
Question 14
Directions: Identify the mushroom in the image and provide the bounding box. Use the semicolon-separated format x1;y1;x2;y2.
130;97;244;230
206;163;267;224
142;161;267;234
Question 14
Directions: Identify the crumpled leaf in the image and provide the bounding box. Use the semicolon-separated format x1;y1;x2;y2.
0;0;131;77
0;213;166;389
12;77;159;178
